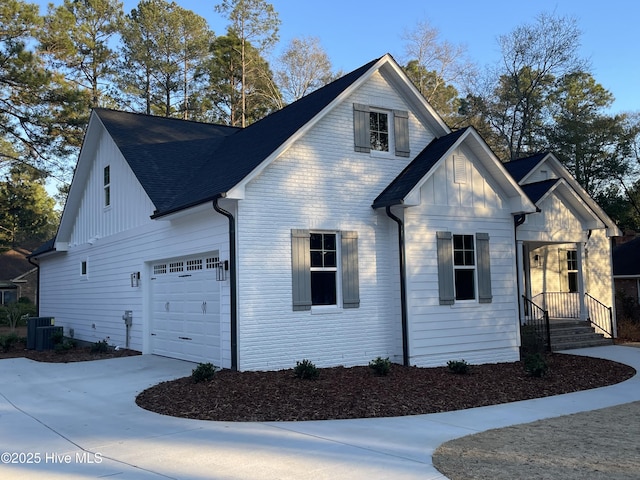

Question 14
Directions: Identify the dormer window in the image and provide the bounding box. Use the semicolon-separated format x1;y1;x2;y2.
353;104;410;157
103;165;111;207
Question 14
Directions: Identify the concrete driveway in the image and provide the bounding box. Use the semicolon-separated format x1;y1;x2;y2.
1;346;639;480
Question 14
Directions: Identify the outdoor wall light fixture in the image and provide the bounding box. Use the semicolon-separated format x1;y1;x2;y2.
130;271;140;287
216;260;229;281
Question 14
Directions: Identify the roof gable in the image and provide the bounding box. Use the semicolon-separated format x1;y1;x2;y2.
373;127;536;214
373;128;468;208
160;54;451;216
506;152;621;236
522;179;605;230
95;109;238;213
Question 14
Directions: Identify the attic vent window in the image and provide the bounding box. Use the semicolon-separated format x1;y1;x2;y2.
103;165;111;207
454;155;467;184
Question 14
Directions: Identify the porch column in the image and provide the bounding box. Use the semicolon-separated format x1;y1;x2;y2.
516;240;526;322
577;242;588;321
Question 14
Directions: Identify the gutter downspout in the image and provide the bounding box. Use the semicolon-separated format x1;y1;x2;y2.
214;197;238;371
514;214;526;323
27;257;40;317
385;206;409;367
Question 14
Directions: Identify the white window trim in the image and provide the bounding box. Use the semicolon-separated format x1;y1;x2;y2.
310;231;343;311
80;259;88;280
452;234;478;303
369;108;395;158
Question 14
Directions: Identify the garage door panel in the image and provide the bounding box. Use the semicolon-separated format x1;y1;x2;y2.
150;254;222;365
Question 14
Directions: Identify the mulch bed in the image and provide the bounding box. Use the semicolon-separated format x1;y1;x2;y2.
0;337;140;363
135;354;635;422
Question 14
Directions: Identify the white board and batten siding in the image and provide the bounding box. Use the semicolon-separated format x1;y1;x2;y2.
38;129;232;367
234;71;434;371
404;148;521;367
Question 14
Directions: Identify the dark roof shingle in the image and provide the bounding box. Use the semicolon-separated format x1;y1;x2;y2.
502;153;548;182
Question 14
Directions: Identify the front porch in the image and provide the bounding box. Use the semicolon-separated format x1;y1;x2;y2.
521;292;614;352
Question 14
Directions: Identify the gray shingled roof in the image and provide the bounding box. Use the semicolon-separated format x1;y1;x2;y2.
519;179;559;204
502;153;548;182
95;57;381;217
372;128;468;209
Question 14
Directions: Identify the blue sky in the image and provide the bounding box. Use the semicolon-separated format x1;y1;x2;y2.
35;0;638;113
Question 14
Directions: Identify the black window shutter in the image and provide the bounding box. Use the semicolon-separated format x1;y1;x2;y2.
353;104;371;153
291;229;311;311
341;231;360;308
437;231;455;305
394;110;410;157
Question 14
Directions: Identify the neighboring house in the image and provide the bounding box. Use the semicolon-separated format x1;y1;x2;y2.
0;248;37;305
613;234;640;322
30;54;619;371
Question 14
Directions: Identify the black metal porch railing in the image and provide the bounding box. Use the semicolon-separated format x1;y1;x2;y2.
521;295;551;353
585;293;614;338
533;291;580;319
531;292;614;338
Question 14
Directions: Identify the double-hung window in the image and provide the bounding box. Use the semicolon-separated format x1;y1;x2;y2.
566;250;578;293
353;104;410;157
291;230;360;311
437;232;492;305
369;110;389;152
310;233;338;305
453;234;476;300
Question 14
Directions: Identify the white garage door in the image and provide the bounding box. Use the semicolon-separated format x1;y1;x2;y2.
150;255;221;365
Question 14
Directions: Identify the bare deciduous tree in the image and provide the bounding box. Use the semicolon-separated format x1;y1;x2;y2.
274;36;334;105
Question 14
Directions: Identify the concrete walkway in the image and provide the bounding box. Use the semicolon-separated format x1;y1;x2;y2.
0;345;638;479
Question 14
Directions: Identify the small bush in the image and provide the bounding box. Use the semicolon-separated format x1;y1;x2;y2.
51;330;65;345
617;317;640;342
294;359;319;380
90;339;110;354
54;338;77;353
447;359;471;374
523;353;548;377
192;362;216;383
0;332;19;352
369;357;391;376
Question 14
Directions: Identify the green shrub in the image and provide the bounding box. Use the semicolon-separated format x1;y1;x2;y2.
520;324;545;354
294;359;319;380
0;332;19;352
51;329;64;345
447;359;471;374
523;353;548;377
54;338;77;353
369;357;391;376
192;362;216;383
90;339;110;354
0;302;36;330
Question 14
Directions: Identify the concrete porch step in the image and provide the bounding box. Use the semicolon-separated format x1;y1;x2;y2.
549;319;613;351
